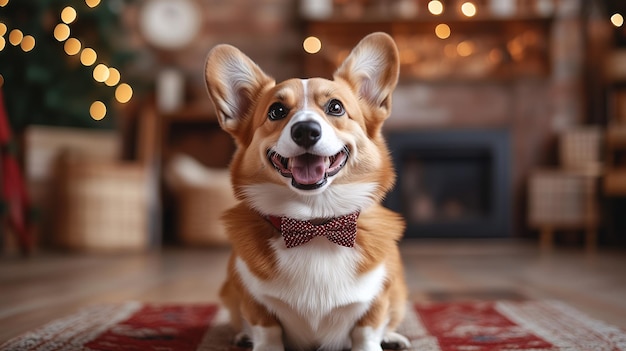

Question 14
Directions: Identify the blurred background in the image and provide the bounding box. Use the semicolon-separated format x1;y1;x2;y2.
1;0;626;254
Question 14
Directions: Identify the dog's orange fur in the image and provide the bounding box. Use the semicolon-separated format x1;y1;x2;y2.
205;32;408;351
219;202;407;327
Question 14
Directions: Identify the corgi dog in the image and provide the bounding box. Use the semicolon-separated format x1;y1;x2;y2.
204;32;408;351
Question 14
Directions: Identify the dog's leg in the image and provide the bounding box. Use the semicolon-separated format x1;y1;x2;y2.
221;261;282;350
376;253;410;350
352;288;411;351
220;278;243;331
353;319;410;351
249;325;283;351
239;290;284;351
381;272;410;350
381;304;411;350
352;325;385;351
351;295;389;351
381;332;411;350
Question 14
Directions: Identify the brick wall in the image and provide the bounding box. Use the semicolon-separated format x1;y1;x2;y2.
122;0;302;108
120;0;586;237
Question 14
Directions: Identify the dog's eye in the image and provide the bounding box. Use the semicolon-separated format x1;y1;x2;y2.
268;102;289;121
326;99;345;117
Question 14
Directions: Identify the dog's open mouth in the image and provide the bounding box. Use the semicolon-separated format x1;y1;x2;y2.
268;147;349;190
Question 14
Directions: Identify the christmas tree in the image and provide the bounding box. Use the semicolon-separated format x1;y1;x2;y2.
0;0;136;131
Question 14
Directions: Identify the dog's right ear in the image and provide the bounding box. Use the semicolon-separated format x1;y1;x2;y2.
205;45;275;136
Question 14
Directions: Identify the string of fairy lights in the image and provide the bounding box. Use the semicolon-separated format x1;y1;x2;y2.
303;0;625;54
0;0;133;121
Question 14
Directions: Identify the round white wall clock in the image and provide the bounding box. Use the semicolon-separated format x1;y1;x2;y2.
139;0;202;50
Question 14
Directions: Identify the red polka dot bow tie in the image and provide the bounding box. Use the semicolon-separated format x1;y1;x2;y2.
267;212;360;248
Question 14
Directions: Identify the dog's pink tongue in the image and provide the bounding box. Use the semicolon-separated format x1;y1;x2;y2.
291;154;325;185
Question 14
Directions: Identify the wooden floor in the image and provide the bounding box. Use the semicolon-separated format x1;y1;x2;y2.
1;239;626;342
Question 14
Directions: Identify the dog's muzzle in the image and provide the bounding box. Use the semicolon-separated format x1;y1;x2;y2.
267;147;349;190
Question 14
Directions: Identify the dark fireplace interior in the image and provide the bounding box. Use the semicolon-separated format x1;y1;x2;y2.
385;130;511;238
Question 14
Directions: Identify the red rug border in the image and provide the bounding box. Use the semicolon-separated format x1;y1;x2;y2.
2;300;625;351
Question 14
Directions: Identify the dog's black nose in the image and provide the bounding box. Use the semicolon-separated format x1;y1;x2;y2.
291;121;321;148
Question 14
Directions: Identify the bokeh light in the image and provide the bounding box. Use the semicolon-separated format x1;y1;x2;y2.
8;29;23;46
105;67;121;86
61;6;77;24
611;13;624;28
90;101;106;120
54;23;70;41
115;83;133;103
80;48;97;66
303;36;322;54
85;0;101;8
64;38;81;55
428;0;443;15
93;64;110;82
435;24;451;39
457;40;475;57
461;2;476;17
20;35;35;52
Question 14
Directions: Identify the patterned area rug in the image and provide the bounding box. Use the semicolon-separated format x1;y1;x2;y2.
2;300;625;351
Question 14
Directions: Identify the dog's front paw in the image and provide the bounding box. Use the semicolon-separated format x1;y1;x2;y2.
351;327;383;351
252;343;284;351
250;326;284;351
234;332;253;348
381;332;410;350
352;341;383;351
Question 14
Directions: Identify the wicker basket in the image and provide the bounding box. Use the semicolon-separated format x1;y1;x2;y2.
165;155;237;246
528;169;599;228
55;154;150;252
176;181;237;246
559;127;603;173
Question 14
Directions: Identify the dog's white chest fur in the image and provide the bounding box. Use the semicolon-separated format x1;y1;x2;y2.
235;237;387;350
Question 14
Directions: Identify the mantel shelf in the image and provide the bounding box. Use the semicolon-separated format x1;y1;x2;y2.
305;15;553;26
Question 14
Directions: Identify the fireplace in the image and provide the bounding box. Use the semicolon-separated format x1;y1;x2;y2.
385;129;511;238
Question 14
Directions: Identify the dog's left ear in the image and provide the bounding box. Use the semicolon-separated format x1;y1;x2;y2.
334;32;399;122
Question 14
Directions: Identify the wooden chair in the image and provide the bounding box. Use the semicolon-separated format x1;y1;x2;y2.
528;127;603;253
528;169;600;253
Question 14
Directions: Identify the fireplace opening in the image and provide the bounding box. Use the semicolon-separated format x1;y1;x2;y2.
402;150;491;223
385;130;511;238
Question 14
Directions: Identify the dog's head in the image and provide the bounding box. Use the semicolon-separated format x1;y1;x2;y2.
205;32;399;220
